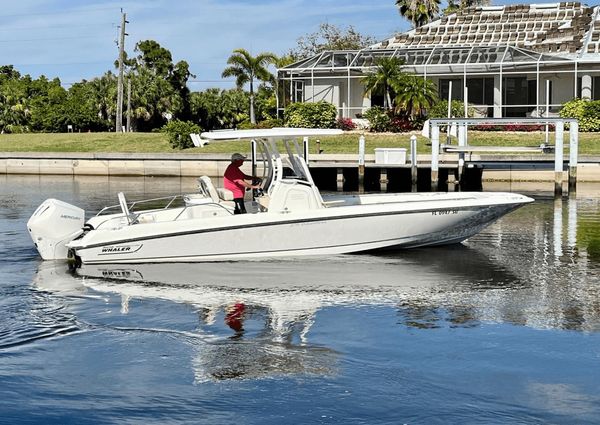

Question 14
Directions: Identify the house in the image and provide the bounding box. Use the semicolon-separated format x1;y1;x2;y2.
278;2;600;118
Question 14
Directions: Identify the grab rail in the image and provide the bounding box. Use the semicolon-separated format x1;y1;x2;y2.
96;195;182;216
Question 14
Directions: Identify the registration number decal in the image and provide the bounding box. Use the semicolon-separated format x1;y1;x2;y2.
432;209;458;215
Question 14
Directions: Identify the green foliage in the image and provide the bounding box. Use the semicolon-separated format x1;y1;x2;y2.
559;98;600;132
392;74;438;119
363;106;392;132
428;100;474;118
129;40;194;131
161;119;202;149
222;49;277;124
396;0;441;28
284;101;337;128
361;57;405;110
237;118;283;129
189;88;249;130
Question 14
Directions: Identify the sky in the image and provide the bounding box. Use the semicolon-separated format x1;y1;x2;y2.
0;0;407;91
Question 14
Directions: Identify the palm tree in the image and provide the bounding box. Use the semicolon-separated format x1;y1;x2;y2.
361;57;404;111
392;74;438;120
222;49;277;124
396;0;441;28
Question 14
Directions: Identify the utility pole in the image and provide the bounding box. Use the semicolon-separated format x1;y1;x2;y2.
116;10;128;133
126;77;132;132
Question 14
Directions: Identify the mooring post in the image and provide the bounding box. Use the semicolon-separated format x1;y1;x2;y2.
554;120;564;197
568;120;578;191
302;136;309;162
358;134;365;194
410;134;418;191
431;124;440;191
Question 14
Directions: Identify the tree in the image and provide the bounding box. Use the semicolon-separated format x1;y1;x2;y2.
189;88;250;131
443;0;490;15
392;74;438;120
127;40;194;130
289;23;377;59
361;57;405;111
396;0;441;28
222;49;276;124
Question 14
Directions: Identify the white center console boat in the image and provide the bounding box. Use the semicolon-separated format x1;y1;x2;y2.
27;128;533;265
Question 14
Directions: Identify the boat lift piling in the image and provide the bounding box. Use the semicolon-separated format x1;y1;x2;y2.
569;121;578;190
358;135;366;193
430;125;440;191
554;121;564;196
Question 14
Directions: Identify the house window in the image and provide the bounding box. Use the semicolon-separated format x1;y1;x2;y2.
503;77;528;117
439;79;462;100
292;81;304;103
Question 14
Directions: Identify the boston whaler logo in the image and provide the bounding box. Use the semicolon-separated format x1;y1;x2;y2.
99;244;143;255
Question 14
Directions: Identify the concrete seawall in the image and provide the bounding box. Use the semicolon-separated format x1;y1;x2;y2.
1;152;600;182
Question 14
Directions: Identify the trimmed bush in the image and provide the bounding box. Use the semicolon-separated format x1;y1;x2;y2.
161;120;202;149
284;101;337;128
560;98;600;132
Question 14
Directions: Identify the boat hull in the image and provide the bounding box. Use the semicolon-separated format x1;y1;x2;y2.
68;195;529;264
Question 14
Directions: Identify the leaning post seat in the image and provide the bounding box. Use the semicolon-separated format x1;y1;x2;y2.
216;188;234;201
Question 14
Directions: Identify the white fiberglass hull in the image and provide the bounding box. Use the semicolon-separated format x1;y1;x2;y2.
67;192;532;264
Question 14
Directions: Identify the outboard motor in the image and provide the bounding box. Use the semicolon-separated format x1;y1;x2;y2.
27;199;85;260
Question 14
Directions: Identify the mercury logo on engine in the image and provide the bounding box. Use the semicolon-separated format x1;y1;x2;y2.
99;244;142;255
60;214;82;220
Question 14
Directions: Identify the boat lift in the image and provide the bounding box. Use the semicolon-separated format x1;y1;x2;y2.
427;118;579;195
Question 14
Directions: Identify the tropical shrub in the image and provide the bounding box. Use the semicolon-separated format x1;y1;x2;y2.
284;101;337;128
560;98;600;132
336;117;356;131
363;106;391;132
161;119;202;149
389;116;416;132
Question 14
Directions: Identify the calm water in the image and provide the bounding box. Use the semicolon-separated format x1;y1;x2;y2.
1;175;600;424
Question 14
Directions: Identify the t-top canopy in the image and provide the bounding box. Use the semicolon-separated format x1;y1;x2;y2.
200;128;343;141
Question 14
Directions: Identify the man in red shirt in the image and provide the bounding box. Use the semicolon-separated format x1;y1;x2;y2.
224;153;260;214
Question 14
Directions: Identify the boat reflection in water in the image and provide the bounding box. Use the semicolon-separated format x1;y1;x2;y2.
34;245;522;381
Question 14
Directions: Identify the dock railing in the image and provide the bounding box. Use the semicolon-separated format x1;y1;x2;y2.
427;118;579;195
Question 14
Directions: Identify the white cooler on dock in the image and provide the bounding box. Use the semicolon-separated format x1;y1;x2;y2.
374;148;407;165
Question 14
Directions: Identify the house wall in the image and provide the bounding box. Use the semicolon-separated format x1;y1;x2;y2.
304;78;340;111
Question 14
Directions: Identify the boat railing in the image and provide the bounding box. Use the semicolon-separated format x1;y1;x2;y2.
96;195;182;216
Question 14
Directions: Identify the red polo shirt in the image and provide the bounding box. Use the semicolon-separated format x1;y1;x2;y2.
224;164;247;199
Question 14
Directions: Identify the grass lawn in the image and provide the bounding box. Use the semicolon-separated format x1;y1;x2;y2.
0;131;598;155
